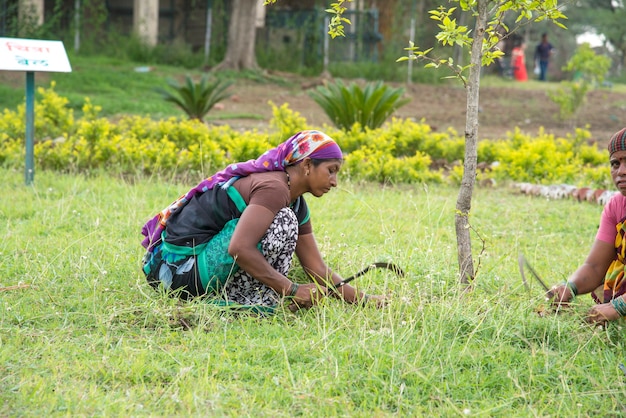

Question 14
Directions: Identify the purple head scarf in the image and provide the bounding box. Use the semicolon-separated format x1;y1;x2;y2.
141;130;342;251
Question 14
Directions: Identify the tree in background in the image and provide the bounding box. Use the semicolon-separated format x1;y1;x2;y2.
214;0;259;71
563;0;626;77
216;0;320;71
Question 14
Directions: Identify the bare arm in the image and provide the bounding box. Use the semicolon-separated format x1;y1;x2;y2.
569;239;615;293
550;239;614;303
569;239;622;326
295;232;369;304
228;204;292;294
228;204;321;308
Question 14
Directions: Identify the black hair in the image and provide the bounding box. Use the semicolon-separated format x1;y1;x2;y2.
310;158;343;166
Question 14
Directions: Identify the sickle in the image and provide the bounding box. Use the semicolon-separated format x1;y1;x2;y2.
518;253;550;293
332;262;405;289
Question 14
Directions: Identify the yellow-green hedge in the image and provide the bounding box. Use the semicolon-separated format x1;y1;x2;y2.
0;84;610;188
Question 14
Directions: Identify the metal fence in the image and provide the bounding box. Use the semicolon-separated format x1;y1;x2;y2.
260;8;382;66
0;2;383;67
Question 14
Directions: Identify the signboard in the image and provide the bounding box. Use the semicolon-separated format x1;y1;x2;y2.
0;37;72;185
0;37;72;73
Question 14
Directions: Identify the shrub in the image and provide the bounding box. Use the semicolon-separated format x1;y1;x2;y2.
547;81;590;121
0;83;76;142
35;81;75;139
307;79;410;131
548;44;612;122
155;75;233;122
0;85;611;188
268;101;310;141
489;129;581;184
564;43;612;85
0;136;23;167
419;128;465;162
343;146;441;184
579;165;612;189
223;131;274;163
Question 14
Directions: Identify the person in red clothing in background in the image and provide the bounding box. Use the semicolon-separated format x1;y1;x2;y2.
511;39;528;81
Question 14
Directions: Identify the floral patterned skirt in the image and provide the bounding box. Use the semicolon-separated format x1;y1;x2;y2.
144;207;298;308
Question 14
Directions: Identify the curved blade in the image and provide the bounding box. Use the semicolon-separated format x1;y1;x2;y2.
518;254;530;292
333;262;405;289
519;253;549;292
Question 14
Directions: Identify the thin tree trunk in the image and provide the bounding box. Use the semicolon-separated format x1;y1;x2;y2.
214;0;259;71
455;0;488;285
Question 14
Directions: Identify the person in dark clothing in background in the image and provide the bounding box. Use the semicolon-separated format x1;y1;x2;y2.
534;33;554;81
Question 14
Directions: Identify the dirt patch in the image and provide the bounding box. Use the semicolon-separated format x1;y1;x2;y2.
215;73;626;148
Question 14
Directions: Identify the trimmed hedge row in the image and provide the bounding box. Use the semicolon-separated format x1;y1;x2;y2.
0;83;611;188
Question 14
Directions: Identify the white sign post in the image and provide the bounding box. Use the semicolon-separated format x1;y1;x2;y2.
0;37;72;185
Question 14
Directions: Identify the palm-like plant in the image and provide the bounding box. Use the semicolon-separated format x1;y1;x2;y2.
308;80;410;131
155;75;234;121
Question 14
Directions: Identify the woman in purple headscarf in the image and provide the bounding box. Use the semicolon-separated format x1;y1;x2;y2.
141;130;385;312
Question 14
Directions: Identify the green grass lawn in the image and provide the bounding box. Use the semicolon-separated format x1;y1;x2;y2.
0;54;297;121
2;52;625;415
2;167;625;416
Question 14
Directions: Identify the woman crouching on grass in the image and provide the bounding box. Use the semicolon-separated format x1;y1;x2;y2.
140;130;386;313
548;127;626;326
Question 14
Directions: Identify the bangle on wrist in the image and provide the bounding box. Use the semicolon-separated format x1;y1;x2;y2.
288;282;299;297
611;296;626;317
565;281;578;298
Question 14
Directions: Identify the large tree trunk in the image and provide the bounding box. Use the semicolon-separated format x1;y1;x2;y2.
214;0;259;71
455;0;488;285
372;0;395;57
